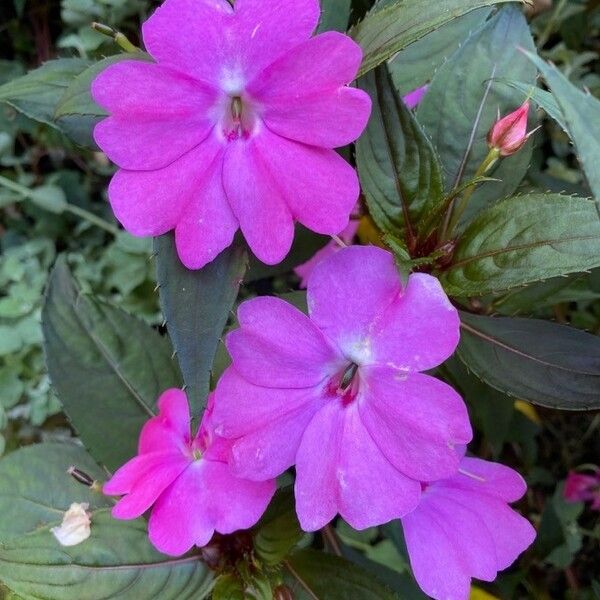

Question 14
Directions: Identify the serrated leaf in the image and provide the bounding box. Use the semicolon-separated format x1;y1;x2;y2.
55;52;151;119
351;0;517;78
441;193;600;297
458;311;600;410
417;6;537;218
522;49;600;199
154;234;246;416
284;549;399;599
356;64;444;242
0;510;212;600
254;487;303;567
42;257;182;470
387;8;491;94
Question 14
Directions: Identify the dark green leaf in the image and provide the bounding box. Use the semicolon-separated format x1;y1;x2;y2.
42;257;182;470
356;65;444;240
29;185;68;214
351;0;518;77
55;52;151;119
317;0;352;33
458;311;600;410
154;234;247;416
388;8;491;94
441;193;600;297
0;58;90;127
253;487;303;567
0;443;109;544
0;510;212;600
522;49;600;199
285;549;399;599
417;6;537;217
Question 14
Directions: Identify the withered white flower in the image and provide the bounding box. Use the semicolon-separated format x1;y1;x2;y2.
50;502;91;546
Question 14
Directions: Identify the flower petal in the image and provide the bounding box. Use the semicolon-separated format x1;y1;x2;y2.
142;0;233;86
105;452;189;519
222;137;294;264
148;459;275;556
174;158;238;269
226;296;340;387
307;246;402;360
107;137;222;238
402;505;472;600
337;405;420;529
294;402;342;531
232;0;320;82
359;366;472;481
139;388;191;454
371;272;460;371
252;130;359;233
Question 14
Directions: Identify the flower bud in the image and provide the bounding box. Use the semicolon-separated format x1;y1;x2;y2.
487;101;532;156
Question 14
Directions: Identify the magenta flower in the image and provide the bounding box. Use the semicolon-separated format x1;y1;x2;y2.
212;245;472;531
91;0;371;269
294;218;359;288
103;389;275;556
403;85;428;109
564;469;600;510
402;456;536;600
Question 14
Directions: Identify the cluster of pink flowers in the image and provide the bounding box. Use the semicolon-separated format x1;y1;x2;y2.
95;0;535;598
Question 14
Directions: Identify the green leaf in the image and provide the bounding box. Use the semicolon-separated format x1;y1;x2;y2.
0;443;109;544
0;510;212;600
317;0;351;33
351;0;518;78
441;193;600;297
458;311;600;410
28;185;68;214
356;64;444;241
154;234;247;416
417;6;537;217
0;58;90;127
285;549;399;599
253;487;303;567
55;52;152;119
42;257;182;470
522;49;600;199
387;8;491;94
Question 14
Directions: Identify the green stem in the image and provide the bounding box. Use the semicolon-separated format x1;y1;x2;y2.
91;22;138;53
0;175;120;236
536;0;568;49
443;147;500;239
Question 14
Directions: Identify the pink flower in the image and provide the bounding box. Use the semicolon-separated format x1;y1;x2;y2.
294;219;359;288
403;85;428;109
402;456;536;600
564;470;600;510
487;101;534;156
212;245;472;531
91;0;371;269
103;389;275;556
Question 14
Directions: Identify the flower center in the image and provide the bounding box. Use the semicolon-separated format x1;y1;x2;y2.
327;362;361;406
220;95;258;142
192;448;203;461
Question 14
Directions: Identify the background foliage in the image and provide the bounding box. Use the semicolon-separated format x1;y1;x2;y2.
0;0;599;598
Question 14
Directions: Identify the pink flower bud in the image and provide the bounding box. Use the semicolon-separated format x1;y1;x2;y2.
487;101;532;156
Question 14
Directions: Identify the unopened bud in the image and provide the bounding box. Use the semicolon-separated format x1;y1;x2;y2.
487;101;534;156
67;465;95;487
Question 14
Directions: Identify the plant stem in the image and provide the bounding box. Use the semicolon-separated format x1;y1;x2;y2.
0;175;120;236
443;147;500;239
91;22;139;53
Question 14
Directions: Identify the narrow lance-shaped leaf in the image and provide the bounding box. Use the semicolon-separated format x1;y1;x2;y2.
351;0;519;77
417;6;537;218
42;257;182;470
154;234;247;416
356;64;444;242
0;444;213;600
522;49;600;199
458;311;600;410
441;193;600;297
